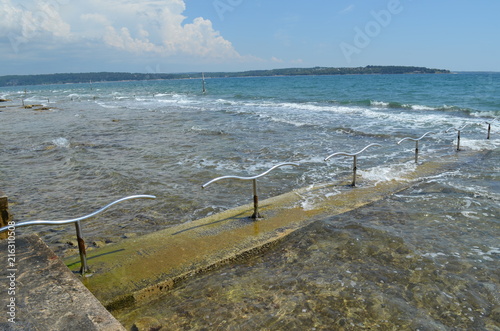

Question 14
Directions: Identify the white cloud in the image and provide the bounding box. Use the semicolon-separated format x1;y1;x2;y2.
0;0;71;40
80;13;109;26
87;0;242;60
0;0;243;61
103;26;159;53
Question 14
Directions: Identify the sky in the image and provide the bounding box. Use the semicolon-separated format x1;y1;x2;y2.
1;0;499;75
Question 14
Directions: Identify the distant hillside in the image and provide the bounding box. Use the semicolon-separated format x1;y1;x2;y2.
0;66;450;87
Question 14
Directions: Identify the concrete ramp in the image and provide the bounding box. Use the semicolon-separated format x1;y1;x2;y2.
64;152;479;311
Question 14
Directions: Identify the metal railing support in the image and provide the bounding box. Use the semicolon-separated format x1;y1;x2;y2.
202;162;300;219
0;195;156;274
324;143;382;186
445;124;467;151
397;131;436;163
74;221;88;273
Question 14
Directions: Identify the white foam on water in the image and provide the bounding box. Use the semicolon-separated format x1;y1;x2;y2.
267;114;310;127
410;104;436;111
370;100;389;107
215;98;236;105
459;138;500;151
52;137;70;148
296;185;342;211
445;180;500;201
461;211;480;220
423;170;461;183
358;162;417;184
96;102;120;109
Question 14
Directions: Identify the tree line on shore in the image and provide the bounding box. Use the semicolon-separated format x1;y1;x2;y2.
0;66;450;87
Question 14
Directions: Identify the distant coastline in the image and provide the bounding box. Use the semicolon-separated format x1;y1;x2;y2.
0;65;450;87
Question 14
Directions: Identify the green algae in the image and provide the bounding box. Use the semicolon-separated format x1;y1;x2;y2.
64;151;483;311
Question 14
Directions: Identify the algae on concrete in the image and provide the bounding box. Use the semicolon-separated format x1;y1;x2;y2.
64;150;477;311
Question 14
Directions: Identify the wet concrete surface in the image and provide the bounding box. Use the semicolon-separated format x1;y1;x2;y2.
63;152;473;312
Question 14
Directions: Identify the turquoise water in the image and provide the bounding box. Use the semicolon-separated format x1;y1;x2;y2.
1;73;499;329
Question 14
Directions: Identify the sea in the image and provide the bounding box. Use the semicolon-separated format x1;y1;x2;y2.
1;72;499;330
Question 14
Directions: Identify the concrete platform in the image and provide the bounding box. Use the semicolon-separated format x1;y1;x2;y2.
0;234;125;331
64;151;481;312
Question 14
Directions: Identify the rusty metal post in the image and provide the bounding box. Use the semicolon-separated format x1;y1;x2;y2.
352;155;358;186
445;125;466;152
415;140;420;163
0;192;11;240
251;179;261;219
74;221;89;274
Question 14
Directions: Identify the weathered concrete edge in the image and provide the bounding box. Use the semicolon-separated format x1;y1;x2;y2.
106;226;300;311
0;234;126;330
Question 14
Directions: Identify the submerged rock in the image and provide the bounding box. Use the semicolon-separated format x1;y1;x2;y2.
132;316;163;331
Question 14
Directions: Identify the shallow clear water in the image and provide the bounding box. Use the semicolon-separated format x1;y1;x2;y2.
1;73;499;329
116;153;499;330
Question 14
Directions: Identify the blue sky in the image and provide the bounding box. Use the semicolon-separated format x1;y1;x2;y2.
1;0;499;75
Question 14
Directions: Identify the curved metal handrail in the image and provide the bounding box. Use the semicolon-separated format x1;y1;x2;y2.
324;143;382;186
397;131;436;145
445;123;467;133
202;162;300;219
0;195;156;233
397;131;436;163
0;194;156;274
324;143;382;161
202;162;300;188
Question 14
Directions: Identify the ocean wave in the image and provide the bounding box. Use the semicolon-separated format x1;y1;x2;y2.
370;100;407;109
95;101;120;109
470;110;500;119
367;100;482;115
